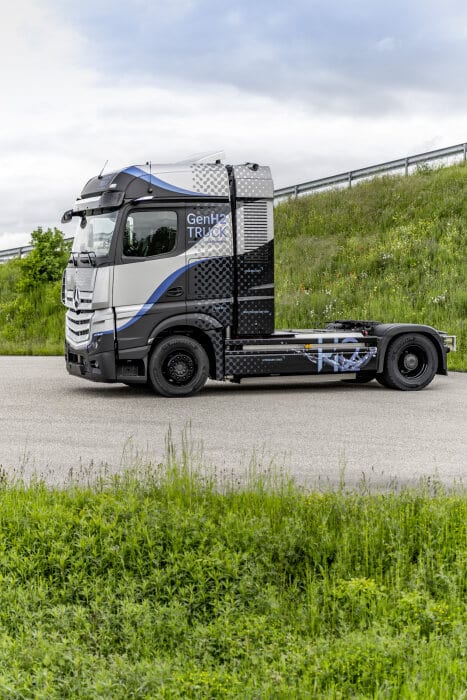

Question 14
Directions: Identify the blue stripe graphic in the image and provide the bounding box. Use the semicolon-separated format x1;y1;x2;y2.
87;259;207;349
115;258;206;333
124;166;207;197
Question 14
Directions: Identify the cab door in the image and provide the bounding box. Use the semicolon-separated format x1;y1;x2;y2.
112;207;187;352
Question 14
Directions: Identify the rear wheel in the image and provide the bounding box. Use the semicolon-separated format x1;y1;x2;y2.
375;374;390;387
382;334;438;391
148;336;209;397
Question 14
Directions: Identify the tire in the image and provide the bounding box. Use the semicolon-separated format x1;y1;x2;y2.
375;374;390;387
382;334;438;391
148;335;209;397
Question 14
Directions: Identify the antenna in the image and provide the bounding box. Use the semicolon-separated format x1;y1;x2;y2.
145;161;153;193
97;160;109;179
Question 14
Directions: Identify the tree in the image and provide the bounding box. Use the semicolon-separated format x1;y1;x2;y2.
19;227;70;292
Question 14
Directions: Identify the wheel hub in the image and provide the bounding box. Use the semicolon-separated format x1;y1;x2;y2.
403;353;419;371
165;353;195;384
397;345;428;380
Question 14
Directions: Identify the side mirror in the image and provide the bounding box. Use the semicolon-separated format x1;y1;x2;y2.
61;210;74;223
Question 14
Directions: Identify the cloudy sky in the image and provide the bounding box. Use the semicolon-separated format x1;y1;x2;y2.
1;0;466;248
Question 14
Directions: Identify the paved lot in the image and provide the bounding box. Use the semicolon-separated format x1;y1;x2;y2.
0;356;465;488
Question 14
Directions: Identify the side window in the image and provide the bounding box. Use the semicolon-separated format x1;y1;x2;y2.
123;210;178;258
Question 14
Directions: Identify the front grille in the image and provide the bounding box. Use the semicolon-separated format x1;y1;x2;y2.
64;289;93;311
66;310;92;345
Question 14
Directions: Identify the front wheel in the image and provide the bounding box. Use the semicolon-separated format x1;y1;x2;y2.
148;336;209;397
382;334;438;391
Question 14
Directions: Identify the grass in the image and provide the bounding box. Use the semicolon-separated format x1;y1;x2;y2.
275;163;467;370
0;438;465;698
0;259;64;355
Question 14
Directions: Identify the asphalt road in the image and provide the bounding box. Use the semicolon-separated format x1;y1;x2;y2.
0;356;465;489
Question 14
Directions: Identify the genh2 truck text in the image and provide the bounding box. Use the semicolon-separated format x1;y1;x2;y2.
61;159;456;396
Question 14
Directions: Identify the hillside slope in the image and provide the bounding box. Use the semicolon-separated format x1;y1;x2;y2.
275;163;466;369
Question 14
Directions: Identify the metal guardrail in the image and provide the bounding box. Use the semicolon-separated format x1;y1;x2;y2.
0;237;74;263
274;142;467;199
1;142;466;262
0;243;36;261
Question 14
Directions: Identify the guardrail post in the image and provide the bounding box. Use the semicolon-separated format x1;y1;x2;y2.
294;185;298;199
464;144;466;161
405;158;409;176
348;172;352;188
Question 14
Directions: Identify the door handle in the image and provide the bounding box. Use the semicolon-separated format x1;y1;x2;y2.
166;286;183;297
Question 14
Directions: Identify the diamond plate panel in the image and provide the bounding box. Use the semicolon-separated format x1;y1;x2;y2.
237;297;274;335
190;163;230;196
188;257;234;300
237;240;274;296
186;300;233;327
233;165;274;199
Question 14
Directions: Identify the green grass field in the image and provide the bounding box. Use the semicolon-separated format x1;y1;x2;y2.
0;162;465;366
0;444;465;698
275;163;467;370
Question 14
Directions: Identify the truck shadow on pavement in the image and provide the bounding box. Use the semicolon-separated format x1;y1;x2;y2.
66;378;387;400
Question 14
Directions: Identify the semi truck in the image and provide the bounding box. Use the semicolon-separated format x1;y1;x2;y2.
61;159;456;396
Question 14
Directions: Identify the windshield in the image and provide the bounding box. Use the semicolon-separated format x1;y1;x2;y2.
71;211;118;257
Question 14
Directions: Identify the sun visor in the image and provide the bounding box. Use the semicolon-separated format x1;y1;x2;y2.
73;190;124;212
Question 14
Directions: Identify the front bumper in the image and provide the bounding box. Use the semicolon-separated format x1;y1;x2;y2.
65;343;117;383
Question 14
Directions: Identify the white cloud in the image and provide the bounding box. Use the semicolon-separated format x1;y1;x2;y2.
0;232;32;251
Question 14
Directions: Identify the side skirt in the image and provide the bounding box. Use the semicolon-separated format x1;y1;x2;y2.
224;337;378;377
